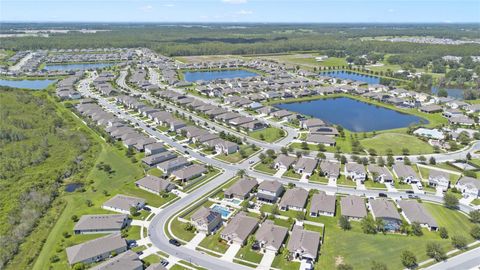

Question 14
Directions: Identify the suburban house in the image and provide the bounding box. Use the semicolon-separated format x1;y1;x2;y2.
279;187;309;211
73;214;129;235
287;226;321;261
144;142;166;156
220;212;259;245
224;177;258;199
367;165;394;184
90;250;142;270
318;161;340;181
142;151;177;167
257;180;285;203
392;164;419;184
427;169;450;191
456;176;480;198
156;157;191;174
102;194;146;214
171;164;207;182
306;134;336;146
301;118;325;130
135;175;175;195
293;157;318;177
344;163;367;182
190;206;222;234
204;139;239;155
273;154;297;170
340;195;367;221
66;233;127;265
309;191;336;217
397;200;438;231
255;220;288;254
369;199;402;231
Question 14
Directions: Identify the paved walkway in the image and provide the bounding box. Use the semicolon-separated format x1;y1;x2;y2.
256;250;275;270
328;178;337;187
172;189;188;198
185;232;206;249
356;180;366;190
386;183;397;192
221;243;241;262
273;168;287;178
299;174;309;183
139;245;160;259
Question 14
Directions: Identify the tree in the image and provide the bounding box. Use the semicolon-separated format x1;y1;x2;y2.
443;192;459;209
129;206;139;216
317;152;326;160
259;134;265;141
439;227;449;239
411;222;423;236
318;143;326;152
377;157;385;167
426;242;446;261
237;169;246;178
370;260;388;270
71;215;79;222
429;157;436;165
280;147;288;155
402;148;410;156
340;155;347;164
471;225;480;239
400;250;417;268
85;199;93;207
403;157;411;165
399;220;410;235
361;216;377;234
418;155;427;164
466;152;472;160
451;235;468;250
339;216;352;230
72;263;86;270
470;210;480;223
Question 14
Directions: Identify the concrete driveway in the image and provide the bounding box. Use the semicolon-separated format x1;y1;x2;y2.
221;243;242;262
257;250;275;270
185;232;206;250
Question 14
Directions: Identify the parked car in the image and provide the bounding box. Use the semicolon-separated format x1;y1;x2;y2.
184;150;189;155
169;239;181;246
160;260;169;267
378;193;388;198
136;251;143;255
405;190;414;194
143;206;151;212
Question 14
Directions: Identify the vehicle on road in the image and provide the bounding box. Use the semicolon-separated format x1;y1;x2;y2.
160;260;169;267
378;193;388;198
169;239;181;246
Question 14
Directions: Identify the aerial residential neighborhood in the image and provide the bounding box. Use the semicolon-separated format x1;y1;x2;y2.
1;1;480;270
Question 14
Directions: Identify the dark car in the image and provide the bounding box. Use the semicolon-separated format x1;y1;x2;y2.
378;193;388;198
160;260;169;267
184;150;189;155
405;190;414;194
169;239;181;246
143;206;151;212
136;251;143;255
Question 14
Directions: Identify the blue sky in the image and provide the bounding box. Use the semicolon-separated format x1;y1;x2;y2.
1;0;479;23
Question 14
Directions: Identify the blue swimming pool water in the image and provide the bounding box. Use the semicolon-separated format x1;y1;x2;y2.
211;204;232;218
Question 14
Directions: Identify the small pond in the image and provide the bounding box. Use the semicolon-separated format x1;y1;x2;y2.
65;183;84;192
0;79;56;90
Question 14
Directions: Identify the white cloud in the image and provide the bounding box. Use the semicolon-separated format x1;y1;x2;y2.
222;0;247;4
139;5;153;12
236;9;253;15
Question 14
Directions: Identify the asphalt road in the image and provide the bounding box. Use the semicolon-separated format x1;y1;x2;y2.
424;246;480;270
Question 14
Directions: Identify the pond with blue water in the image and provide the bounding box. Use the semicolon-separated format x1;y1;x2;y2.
276;97;427;132
0;79;56;90
183;69;259;82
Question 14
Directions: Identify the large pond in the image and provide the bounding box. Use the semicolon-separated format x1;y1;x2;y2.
276;97;427;132
44;62;115;71
322;70;465;99
183;69;259;82
0;79;56;90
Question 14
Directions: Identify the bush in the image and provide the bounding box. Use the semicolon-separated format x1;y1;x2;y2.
49;255;60;263
400;250;417;268
337;264;353;270
339;216;352;231
411;222;423;236
470;210;480;223
439;227;449;239
443;192;459;209
426;242;447;261
471;225;480;239
451;235;468;250
370;260;388;270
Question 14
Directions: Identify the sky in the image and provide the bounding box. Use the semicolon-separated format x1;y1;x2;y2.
1;0;479;23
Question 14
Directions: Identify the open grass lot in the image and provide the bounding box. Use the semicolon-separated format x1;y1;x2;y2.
255;53;347;70
361;133;434;155
198;232;230;254
249;127;285;143
170;218;196;243
315;202;475;270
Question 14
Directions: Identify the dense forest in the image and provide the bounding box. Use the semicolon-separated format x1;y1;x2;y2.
0;88;95;268
2;23;480;58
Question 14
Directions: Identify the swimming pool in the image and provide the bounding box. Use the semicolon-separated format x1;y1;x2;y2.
211;204;232;219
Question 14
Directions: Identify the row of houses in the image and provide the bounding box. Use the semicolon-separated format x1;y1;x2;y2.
55;71;83;100
46;49;135;63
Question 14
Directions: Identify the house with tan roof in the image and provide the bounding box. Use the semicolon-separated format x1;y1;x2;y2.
309;191;336;217
279;187;308;211
220;212;258;245
340;195;367;221
66;233;127;265
190;206;222;234
255;220;288;253
224;177;258;199
287;226;321;261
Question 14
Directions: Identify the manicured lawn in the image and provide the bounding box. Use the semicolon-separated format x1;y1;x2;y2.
253;162;277;175
360;133;434;155
124;225;141;240
283;168;301;179
471;198;480;206
235;245;264;263
394;179;413;190
142;254;162;265
273;217;295;228
170;218;196;242
316;203;475;270
249;127;285;143
364;180;387;190
216;145;257;163
198;232;230;254
336;175;356;187
147;168;164;177
309;173;328;184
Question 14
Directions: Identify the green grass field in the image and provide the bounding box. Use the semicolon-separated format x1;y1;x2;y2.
249;127;285;142
360;133;434;155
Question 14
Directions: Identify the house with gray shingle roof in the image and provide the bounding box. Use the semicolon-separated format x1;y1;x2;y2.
257;180;284;203
156;157;191;174
367;165;394;184
255;220;288;253
345;163;367;182
224;177;258;199
74;214;129;235
66;233;127;265
287;226;321;261
456;176;480;198
306;134;336;146
171;164;207;182
392;164;419;184
293;157;318;177
319;161;340;181
220;212;258;245
90;250;142;270
428;169;450;191
102;194;146;214
135;175;175;195
273;154;296;170
310;191;336;217
397;200;438;231
369;199;402;231
144;142;166;156
191;206;222;234
340;195;367;220
279;187;309;211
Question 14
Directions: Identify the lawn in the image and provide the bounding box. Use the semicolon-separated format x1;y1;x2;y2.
283;168;301;179
235;245;264;264
364;180;387;190
309;173;328;184
170;218;196;242
253;162;277;175
360;133;434;155
316;203;475;270
336;175;356;187
215;145;257;163
198;232;230;254
249;127;285;143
